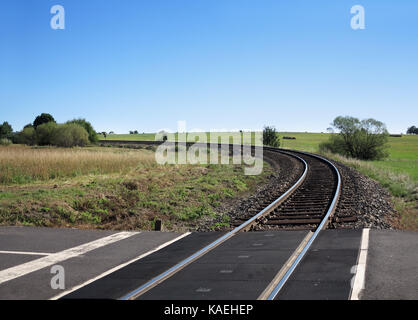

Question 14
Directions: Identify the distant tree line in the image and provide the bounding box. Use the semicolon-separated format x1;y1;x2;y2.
407;126;418;135
1;113;99;147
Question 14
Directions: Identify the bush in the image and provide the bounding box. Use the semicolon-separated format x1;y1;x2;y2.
66;119;98;144
0;138;12;146
52;124;89;147
16;126;36;145
263;126;280;147
320;116;389;160
36;122;57;146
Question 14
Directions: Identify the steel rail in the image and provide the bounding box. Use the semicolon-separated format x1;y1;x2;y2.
119;150;308;300
263;150;342;300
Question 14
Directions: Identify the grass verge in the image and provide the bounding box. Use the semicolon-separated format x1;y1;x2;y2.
322;151;418;231
0;145;272;231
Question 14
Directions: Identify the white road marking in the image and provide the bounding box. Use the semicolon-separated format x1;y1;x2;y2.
0;250;51;256
196;287;211;293
219;270;233;274
350;228;370;300
50;232;191;300
0;231;138;286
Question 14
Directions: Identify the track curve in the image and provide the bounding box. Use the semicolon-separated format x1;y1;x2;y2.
251;149;340;231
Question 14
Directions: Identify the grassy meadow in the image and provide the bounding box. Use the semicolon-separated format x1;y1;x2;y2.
0;145;155;184
0;145;272;231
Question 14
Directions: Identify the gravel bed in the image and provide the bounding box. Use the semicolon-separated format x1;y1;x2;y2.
329;159;397;230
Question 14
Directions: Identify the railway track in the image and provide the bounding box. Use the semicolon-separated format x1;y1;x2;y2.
102;141;342;300
246;150;339;231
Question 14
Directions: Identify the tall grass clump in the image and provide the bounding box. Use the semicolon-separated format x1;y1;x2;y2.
322;151;417;200
0;145;156;184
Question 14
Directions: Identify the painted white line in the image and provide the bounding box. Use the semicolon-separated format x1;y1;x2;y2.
50;232;191;300
350;228;370;300
0;231;138;286
0;250;51;256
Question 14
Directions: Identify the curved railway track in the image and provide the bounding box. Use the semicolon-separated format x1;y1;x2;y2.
102;141;342;300
248;149;340;231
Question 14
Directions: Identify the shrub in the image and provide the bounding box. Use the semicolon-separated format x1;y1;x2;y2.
263;126;280;147
33;113;56;129
320;116;389;160
36;122;57;146
0;138;12;146
52;124;89;147
16;126;36;145
66;119;98;143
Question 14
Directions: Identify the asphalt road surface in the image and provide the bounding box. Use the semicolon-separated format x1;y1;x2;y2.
0;226;416;300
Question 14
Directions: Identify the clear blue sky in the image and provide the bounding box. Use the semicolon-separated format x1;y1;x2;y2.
1;0;417;134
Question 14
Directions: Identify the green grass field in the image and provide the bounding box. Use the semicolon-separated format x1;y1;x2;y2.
100;133;156;141
279;133;418;182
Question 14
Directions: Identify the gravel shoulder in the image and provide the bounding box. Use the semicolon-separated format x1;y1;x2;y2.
329;159;398;230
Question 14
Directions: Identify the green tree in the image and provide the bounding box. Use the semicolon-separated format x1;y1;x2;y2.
66;118;98;143
263;126;280;147
320;116;389;160
407;126;418;134
0;122;13;139
33;113;56;129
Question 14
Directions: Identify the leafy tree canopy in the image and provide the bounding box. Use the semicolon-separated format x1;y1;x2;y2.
33;113;56;129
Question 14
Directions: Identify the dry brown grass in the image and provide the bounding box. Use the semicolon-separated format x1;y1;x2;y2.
0;145;273;231
0;145;156;184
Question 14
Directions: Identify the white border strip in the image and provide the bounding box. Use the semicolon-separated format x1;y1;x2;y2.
0;231;138;285
51;232;191;300
350;228;370;300
0;250;51;256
